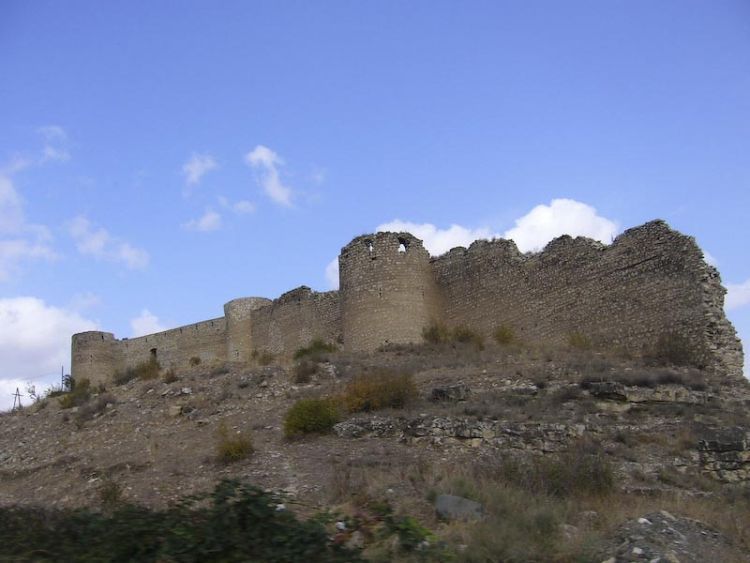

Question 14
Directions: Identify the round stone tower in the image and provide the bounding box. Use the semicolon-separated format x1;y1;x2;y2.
223;297;272;363
71;331;122;387
339;232;442;352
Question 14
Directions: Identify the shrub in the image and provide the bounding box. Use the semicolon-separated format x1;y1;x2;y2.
495;439;614;498
340;372;417;413
452;325;484;350
162;369;178;384
645;332;702;368
98;478;124;511
251;349;275;366
293;359;318;384
74;393;116;425
113;359;161;385
216;422;254;464
422;321;450;344
284;398;340;438
293;338;337;361
568;332;591;350
58;378;92;409
189;356;201;366
493;325;515;345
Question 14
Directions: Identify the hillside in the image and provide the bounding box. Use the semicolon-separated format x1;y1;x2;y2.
1;339;749;561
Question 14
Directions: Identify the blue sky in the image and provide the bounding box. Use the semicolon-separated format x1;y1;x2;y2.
1;1;749;408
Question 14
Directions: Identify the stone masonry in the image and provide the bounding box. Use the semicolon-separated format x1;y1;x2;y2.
72;220;744;386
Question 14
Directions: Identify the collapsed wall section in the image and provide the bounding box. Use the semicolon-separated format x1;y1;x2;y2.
249;287;341;355
432;220;743;378
340;232;442;351
120;317;227;371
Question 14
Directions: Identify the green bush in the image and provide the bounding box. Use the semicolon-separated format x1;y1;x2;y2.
493;325;515;345
58;378;92;409
340;372;417;413
293;338;337;361
452;325;484;350
422;321;450;344
284;398;341;438
215;422;254;464
0;480;362;562
293;359;318;384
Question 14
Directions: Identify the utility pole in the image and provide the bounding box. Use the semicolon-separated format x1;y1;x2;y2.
12;388;22;411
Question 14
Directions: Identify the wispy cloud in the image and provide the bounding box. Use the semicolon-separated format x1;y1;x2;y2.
182;208;222;232
68;216;149;269
130;308;167;337
726;279;750;311
0;162;57;280
38;125;70;163
218;196;255;215
245;145;293;206
182;153;217;188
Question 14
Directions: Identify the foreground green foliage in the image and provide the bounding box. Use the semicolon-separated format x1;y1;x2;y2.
0;480;362;562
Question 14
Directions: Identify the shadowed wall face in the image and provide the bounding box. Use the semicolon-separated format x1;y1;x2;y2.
340;232;442;352
71;331;121;387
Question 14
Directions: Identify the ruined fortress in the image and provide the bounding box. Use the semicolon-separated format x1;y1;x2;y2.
71;220;744;386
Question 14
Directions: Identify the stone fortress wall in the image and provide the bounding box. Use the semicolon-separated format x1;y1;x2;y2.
72;220;744;386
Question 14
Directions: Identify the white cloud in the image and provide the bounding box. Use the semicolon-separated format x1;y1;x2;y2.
0;296;98;410
182;153;217;187
218;196;256;215
68;216;149;269
130;308;167;337
245;145;293;206
38;125;70;163
325;257;339;289
726;279;750;311
0;165;57;280
232;200;256;214
376;220;497;256
503;199;619;252
183;208;222;232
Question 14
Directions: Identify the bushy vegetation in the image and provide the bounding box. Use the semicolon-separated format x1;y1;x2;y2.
493;325;515;345
340;372;417;413
495;439;615;498
293;359;318;384
284;398;341;438
74;393;116;426
293;338;337;361
251;349;276;366
215;422;253;464
113;359;161;385
58;378;92;409
422;321;484;349
188;356;201;366
0;480;362;562
644;332;703;368
162;369;179;384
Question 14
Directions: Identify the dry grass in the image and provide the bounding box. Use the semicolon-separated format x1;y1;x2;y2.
215;421;253;464
339;372;418;413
